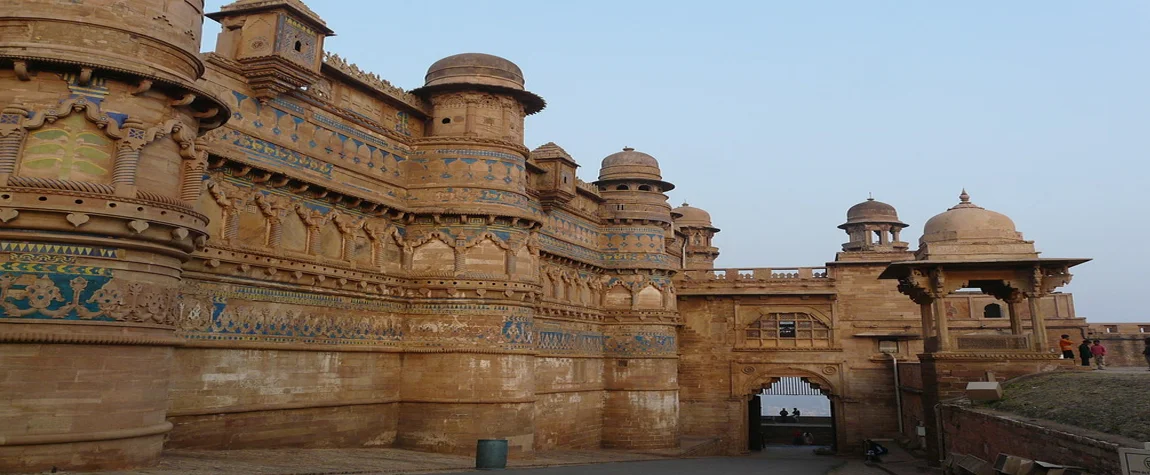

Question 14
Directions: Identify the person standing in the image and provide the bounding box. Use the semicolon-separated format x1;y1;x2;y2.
1078;339;1093;367
792;408;801;422
1143;337;1150;371
778;408;789;423
1090;340;1107;370
1059;335;1075;359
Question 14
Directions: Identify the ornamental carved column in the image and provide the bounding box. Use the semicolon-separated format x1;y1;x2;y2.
111;118;147;197
1027;266;1050;352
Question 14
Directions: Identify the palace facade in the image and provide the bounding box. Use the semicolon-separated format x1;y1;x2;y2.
0;1;1098;472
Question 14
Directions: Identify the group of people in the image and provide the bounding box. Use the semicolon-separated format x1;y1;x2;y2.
1060;335;1108;369
1058;334;1150;371
777;408;801;423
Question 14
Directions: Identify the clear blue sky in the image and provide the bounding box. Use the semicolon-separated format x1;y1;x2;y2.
203;1;1148;322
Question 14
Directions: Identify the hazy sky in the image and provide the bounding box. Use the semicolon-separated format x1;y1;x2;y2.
203;1;1148;322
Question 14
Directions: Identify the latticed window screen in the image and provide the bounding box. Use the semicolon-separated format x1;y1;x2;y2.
744;312;831;347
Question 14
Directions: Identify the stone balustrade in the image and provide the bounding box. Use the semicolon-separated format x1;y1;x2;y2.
952;333;1033;352
682;267;831;281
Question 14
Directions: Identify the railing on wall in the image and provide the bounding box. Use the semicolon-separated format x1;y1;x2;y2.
952;333;1032;351
683;267;831;281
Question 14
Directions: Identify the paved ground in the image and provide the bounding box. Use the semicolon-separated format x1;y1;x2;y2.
451;446;845;475
85;448;670;475
74;445;855;475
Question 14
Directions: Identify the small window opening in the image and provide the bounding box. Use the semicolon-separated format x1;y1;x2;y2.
294;40;303;52
562;176;568;184
779;321;796;338
616;204;625;211
638;185;651;191
441;118;451;124
878;339;899;354
983;304;1003;318
616;185;629;191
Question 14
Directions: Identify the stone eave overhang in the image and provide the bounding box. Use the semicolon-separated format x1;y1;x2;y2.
0;56;231;130
852;332;922;340
878;258;1091;280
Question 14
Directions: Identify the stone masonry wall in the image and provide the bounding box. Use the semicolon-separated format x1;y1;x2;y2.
166;348;401;449
943;404;1125;475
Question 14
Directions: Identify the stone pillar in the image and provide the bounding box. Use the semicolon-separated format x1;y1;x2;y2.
1028;295;1048;352
932;298;950;351
919;302;936;352
1006;298;1023;335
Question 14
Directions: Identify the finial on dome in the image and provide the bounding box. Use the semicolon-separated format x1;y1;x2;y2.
681;201;690;207
959;189;970;203
623;146;634;152
867;192;874;201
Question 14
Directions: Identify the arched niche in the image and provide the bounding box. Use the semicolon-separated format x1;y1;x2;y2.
513;247;533;280
317;220;343;259
604;284;631;308
195;186;225;241
464;237;505;275
410;238;453;274
635;284;663;309
279;209;309;254
19;114;114;183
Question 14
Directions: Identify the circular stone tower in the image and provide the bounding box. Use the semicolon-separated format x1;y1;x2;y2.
0;1;228;472
593;148;680;450
401;54;545;456
672;202;720;269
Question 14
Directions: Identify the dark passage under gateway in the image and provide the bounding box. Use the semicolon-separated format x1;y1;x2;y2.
749;377;835;452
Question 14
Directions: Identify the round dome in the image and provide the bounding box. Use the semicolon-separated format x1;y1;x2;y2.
844;197;904;225
423;53;525;90
673;202;714;228
598;147;664;182
920;190;1022;244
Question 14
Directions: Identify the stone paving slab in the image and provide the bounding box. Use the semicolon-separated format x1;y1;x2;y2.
76;448;671;475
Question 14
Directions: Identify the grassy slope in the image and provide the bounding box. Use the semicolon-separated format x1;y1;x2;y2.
985;371;1150;443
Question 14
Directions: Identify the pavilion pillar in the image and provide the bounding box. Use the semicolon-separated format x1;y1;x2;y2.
1028;295;1048;352
1006;299;1023;335
919;302;936;352
932;298;950;351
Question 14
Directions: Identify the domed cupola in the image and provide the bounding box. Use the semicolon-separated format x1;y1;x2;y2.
412;52;545;115
838;196;909;252
593;147;675;226
672;202;720;269
597;147;673;187
916;190;1038;261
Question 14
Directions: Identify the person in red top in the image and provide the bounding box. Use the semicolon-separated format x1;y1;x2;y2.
1058;335;1075;359
1090;340;1107;370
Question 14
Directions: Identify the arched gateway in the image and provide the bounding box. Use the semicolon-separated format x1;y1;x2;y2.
733;366;846;454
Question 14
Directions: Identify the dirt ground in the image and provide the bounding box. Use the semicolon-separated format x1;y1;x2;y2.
985;369;1150;443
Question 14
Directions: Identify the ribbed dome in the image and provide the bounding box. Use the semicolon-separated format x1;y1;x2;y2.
844;197;904;225
920;190;1023;245
598;147;663;182
423;53;525;90
672;203;714;229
